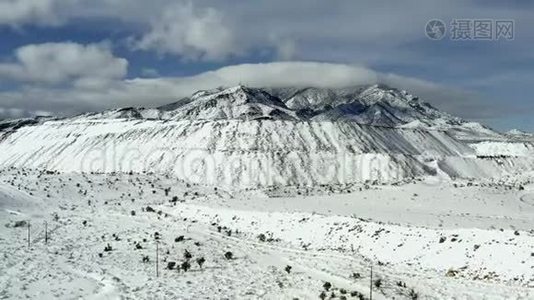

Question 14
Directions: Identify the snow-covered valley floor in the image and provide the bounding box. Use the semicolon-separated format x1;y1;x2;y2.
1;169;533;299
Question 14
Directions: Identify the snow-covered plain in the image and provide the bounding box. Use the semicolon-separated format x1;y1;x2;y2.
1;169;533;299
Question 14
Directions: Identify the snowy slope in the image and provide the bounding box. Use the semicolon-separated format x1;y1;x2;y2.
0;118;472;187
470;141;534;157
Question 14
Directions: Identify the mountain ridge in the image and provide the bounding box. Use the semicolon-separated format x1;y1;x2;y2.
77;84;463;126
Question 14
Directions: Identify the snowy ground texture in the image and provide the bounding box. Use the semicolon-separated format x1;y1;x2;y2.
1;168;534;299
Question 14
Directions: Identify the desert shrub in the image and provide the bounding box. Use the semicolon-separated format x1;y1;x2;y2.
374;278;382;288
285;265;292;274
12;220;28;228
408;288;419;299
224;251;233;260
446;269;458;277
167;261;176;270
181;260;191;272
323;281;332;291
196;257;205;269
184;250;192;260
175;236;185;242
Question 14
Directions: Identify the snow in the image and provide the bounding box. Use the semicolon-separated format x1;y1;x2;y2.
0;118;482;187
471;142;534;157
0;169;533;299
1;114;532;188
507;129;534;137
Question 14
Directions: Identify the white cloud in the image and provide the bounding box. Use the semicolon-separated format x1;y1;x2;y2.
134;1;238;61
0;0;59;26
0;42;128;85
195;62;378;88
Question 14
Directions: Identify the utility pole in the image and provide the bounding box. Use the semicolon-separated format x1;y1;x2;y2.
370;264;373;300
45;221;48;245
27;221;31;249
156;242;159;277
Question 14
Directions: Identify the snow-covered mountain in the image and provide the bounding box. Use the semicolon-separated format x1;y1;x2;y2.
0;84;532;187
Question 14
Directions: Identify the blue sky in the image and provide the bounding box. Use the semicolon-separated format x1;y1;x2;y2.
0;0;533;131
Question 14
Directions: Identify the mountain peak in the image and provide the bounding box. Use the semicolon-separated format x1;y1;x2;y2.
165;85;296;121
